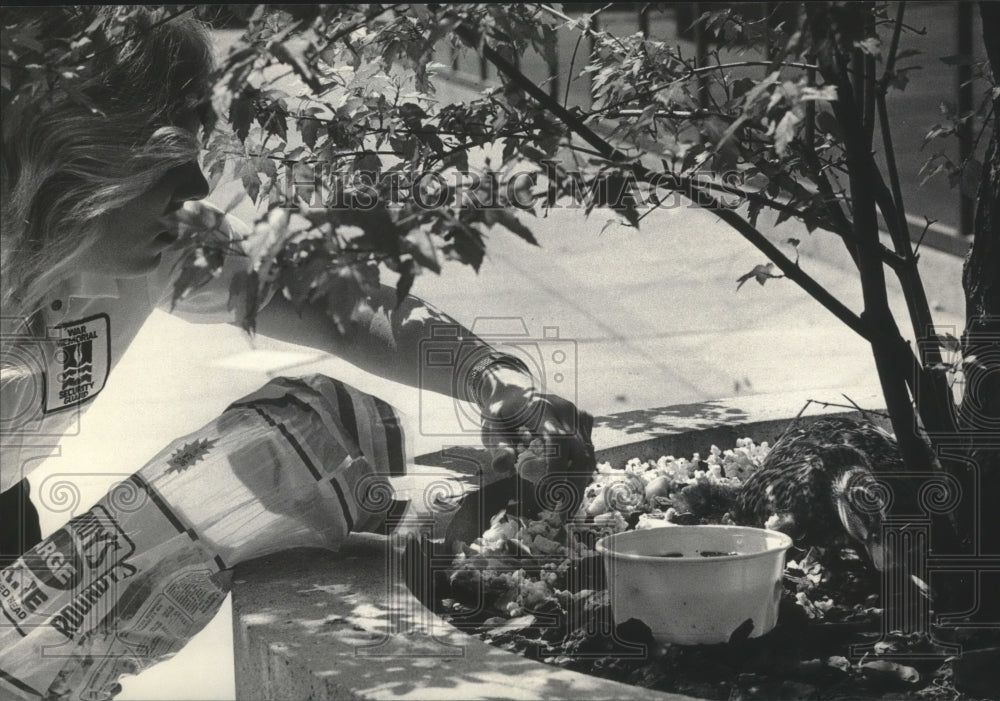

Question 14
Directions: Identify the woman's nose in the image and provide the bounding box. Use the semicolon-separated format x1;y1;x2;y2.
168;161;210;203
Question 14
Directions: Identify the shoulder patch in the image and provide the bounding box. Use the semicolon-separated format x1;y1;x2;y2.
44;313;111;414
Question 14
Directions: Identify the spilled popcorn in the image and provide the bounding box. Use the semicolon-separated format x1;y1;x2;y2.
446;438;771;624
436;437;967;699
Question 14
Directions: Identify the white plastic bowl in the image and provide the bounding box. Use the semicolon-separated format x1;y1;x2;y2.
595;525;793;645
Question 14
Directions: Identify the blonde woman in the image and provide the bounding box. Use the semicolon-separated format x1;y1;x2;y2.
1;8;593;699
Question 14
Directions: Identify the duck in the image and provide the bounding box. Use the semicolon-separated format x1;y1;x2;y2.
731;417;907;571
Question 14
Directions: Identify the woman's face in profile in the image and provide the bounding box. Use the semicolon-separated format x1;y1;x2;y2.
76;110;211;278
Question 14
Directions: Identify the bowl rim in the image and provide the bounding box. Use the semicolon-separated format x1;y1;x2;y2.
594;524;794;564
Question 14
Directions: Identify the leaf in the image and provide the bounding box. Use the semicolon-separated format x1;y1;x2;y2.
493;210;539;246
442;147;470;174
206;156;229;191
229;91;255;142
482;614;536;639
774;110;801;156
269;41;319;93
922;123;955;148
815;110;844;140
860;660;920;685
887;66;920;92
704;117;739;174
390;135;417;160
417;130;445;156
255;156;278;180
403;228;441;273
826;656;851;673
681;144;708;173
242;170;262;204
395;263;416;307
730;77;756;101
910;574;932;599
445;224;486;272
228;269;260;333
799;85;838;102
397;101;427;125
736;263;782;291
300;118;320;149
354;152;382;175
918;153;954;185
715;72;782;152
595;173;640;228
939;333;962;353
258;104;288;141
170;251;216;311
855;37;882;58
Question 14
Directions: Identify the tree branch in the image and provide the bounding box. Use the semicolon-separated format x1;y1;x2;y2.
878;1;907;93
458;23;872;342
834;57;940;467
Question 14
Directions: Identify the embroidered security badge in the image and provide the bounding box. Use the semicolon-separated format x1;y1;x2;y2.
44;314;111;414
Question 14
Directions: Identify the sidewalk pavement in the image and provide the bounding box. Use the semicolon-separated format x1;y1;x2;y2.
27;66;968;701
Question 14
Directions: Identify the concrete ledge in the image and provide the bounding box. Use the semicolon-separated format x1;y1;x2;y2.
232;535;695;700
232;387;887;700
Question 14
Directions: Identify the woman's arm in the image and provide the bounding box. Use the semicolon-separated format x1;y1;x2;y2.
252;285;596;495
252;283;493;402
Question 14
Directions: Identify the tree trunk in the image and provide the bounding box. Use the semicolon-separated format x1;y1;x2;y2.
957;2;1000;560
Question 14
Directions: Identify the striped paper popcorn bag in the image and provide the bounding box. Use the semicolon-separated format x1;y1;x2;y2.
0;374;411;701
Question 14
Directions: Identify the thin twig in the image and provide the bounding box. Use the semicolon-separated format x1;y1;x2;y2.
913;217;935;256
564;28;585;109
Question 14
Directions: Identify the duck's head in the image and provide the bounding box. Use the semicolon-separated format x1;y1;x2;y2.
832;465;890;571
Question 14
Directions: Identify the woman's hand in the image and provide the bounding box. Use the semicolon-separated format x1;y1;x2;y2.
442;363;595;548
478;365;595;508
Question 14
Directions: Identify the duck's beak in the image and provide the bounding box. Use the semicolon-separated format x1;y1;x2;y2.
867;538;887;572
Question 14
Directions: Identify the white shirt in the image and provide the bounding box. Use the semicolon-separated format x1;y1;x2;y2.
0;209;256;494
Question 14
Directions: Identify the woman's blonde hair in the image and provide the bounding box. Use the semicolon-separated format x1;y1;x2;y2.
1;6;215;322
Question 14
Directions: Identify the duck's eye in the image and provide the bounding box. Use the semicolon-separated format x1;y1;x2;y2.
850;485;887;514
